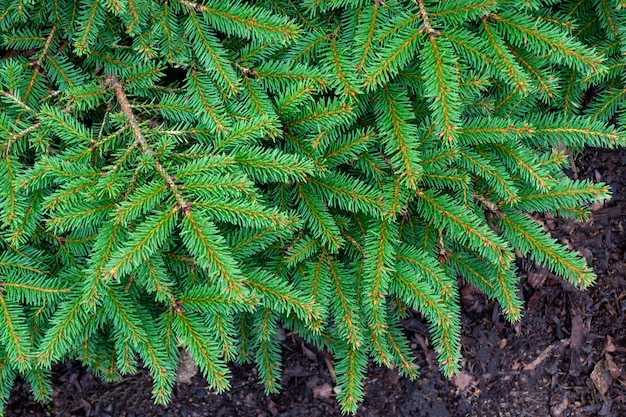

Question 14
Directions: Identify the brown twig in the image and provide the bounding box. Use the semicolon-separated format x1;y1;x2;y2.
1;90;35;113
473;193;500;213
104;75;190;213
1;91;35;155
35;25;57;68
523;339;570;371
3;101;74;156
473;193;504;234
415;0;438;38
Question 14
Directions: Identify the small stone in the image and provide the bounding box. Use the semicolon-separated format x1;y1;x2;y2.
453;371;474;391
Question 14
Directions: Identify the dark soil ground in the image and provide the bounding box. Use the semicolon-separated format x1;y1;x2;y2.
6;147;626;417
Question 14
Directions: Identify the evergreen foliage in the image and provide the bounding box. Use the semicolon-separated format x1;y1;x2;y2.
0;0;624;413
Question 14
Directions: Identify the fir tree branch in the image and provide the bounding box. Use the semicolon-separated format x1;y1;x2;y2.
421;35;461;146
0;293;31;371
0;1;620;413
480;17;530;92
19;25;57;104
74;0;105;55
253;308;282;393
326;257;363;349
431;0;496;20
105;75;190;213
491;12;605;74
334;346;367;414
179;0;298;41
364;28;422;88
355;1;380;72
179;209;246;295
391;265;461;375
173;308;230;392
376;84;422;187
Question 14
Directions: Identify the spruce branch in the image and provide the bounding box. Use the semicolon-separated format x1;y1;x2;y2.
355;1;380;72
491;12;605;74
0;0;622;413
104;75;190;213
178;0;298;41
480;17;530;92
0;293;31;371
18;25;58;105
34;25;57;67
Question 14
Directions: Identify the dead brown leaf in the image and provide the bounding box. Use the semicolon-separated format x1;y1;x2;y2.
453;371;474;391
604;354;622;379
312;383;333;399
528;266;548;289
267;399;278;416
550;393;569;417
590;360;612;396
302;344;317;361
524;339;570;371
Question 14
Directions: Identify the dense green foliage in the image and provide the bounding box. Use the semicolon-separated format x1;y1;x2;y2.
0;0;624;413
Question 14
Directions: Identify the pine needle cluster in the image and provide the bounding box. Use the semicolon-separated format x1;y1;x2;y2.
0;0;623;413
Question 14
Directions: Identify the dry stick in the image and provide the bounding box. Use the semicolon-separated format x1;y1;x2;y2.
473;193;500;213
523;339;570;371
104;75;190;213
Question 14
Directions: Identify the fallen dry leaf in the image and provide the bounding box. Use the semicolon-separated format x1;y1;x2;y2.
528;266;548;289
312;383;333;399
302;344;317;361
604;336;616;353
614;335;626;353
324;357;337;383
550;393;569;417
590;360;612;396
524;339;570;371
283;365;310;378
267;399;278;416
453;371;474;391
604;354;622;379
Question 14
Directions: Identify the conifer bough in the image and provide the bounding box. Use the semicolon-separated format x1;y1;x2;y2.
0;0;624;413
